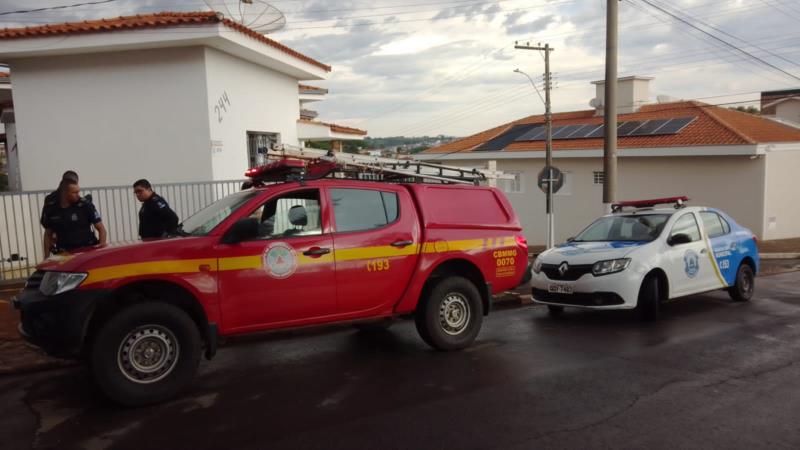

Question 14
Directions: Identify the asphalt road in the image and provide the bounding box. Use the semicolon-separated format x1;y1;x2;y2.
2;272;800;450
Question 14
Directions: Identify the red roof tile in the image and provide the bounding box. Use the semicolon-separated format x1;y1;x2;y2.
0;12;330;72
298;119;367;136
424;101;800;154
299;83;327;93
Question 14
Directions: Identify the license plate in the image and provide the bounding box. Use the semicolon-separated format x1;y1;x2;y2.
548;284;573;294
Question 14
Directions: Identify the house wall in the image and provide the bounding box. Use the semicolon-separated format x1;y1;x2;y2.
763;150;800;240
448;155;767;245
775;101;800;125
10;47;212;190
204;47;300;181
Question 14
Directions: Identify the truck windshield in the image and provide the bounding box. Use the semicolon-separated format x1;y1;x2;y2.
573;214;672;242
180;190;260;236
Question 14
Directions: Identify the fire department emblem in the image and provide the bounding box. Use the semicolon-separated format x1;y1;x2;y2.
264;242;298;279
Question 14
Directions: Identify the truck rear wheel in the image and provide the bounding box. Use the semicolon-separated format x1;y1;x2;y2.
415;276;483;351
90;302;202;407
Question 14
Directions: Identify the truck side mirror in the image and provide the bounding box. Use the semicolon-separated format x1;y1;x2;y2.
667;233;692;246
222;218;260;244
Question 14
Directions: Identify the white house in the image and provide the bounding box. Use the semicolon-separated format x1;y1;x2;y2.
0;11;363;191
417;77;800;244
761;88;800;128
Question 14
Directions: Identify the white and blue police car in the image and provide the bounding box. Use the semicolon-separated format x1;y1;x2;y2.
530;197;759;320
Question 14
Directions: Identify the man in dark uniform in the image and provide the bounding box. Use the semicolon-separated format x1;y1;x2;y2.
133;179;179;239
42;179;107;256
40;170;79;227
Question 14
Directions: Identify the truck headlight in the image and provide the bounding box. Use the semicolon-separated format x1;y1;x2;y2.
532;257;543;274
39;272;88;296
592;258;631;276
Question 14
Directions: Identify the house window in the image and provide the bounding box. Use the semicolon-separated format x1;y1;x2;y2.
499;171;523;194
247;132;280;169
593;171;605;185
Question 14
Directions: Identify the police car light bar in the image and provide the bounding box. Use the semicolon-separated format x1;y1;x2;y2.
611;196;689;212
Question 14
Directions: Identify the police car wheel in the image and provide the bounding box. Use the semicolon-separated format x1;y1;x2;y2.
90;302;202;407
415;276;483;351
636;276;660;321
728;264;755;302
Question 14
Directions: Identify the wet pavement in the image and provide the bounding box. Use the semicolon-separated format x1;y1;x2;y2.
2;272;800;450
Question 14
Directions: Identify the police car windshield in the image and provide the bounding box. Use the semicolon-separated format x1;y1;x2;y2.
572;214;671;242
180;190;260;236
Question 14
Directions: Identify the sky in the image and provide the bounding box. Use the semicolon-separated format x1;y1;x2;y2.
1;0;799;137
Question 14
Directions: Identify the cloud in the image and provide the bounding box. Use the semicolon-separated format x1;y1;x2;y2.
505;14;556;36
433;3;503;22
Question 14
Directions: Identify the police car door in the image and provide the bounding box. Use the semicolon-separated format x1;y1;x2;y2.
662;212;716;297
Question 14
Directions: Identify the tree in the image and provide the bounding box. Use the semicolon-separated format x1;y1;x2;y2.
730;106;759;114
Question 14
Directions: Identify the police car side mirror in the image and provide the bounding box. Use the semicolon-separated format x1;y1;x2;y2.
667;233;692;246
222;218;260;244
566;236;575;243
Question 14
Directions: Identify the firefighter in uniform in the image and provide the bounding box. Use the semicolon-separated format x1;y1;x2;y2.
133;179;179;239
42;179;107;256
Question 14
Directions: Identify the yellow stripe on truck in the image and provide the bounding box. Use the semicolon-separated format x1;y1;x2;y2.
82;236;517;285
84;258;218;285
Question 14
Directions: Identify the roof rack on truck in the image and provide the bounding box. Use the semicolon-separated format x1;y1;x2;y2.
244;144;512;186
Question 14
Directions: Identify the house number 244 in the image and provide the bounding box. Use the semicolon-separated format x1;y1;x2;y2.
214;91;231;123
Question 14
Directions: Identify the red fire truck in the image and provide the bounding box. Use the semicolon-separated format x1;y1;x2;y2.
14;150;530;406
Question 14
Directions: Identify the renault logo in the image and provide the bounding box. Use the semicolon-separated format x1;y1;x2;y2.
558;262;569;276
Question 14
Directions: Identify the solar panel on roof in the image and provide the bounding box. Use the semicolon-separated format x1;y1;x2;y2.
552;124;585;139
585;124;606;138
617;121;643;136
515;125;546;141
653;117;696;135
475;123;538;151
629;119;671;136
571;124;602;139
563;124;592;138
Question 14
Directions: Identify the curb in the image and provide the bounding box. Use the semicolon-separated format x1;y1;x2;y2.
760;253;800;260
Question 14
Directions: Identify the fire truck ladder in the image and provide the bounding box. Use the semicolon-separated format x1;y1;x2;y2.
260;144;512;186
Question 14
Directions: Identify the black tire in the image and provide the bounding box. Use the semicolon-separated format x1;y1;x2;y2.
728;263;755;302
90;302;202;407
636;275;660;321
415;276;483;351
547;305;565;317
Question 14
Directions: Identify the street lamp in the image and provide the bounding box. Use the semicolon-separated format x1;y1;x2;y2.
514;68;555;249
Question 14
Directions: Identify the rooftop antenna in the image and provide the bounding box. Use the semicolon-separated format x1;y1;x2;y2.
203;0;286;33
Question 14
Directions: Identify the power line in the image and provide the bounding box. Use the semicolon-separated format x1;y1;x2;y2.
0;0;116;17
633;0;800;83
647;0;800;70
385;38;800;137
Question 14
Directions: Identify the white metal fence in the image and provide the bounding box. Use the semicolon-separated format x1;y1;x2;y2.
0;180;244;283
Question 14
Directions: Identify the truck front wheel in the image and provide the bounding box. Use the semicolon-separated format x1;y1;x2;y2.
90;302;202;407
415;276;483;351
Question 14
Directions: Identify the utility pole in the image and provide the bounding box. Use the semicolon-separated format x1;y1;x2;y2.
515;41;555;248
603;0;619;211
